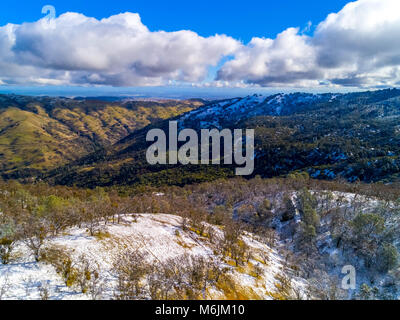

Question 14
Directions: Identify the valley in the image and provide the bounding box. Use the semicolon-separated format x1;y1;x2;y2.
38;89;400;188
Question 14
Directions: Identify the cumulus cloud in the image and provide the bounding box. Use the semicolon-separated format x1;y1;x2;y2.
218;0;400;88
1;0;400;88
0;12;240;86
217;28;322;87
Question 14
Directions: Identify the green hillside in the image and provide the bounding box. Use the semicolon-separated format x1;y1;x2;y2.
0;95;201;177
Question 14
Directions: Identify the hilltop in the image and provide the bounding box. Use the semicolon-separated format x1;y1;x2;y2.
0;177;399;300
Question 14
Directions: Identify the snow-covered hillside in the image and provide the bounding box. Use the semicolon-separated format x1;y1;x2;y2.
0;214;306;300
179;93;338;129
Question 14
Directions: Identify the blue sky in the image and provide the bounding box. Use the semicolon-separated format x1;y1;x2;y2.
0;0;398;98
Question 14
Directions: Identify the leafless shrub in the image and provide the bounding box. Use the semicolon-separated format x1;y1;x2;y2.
0;274;10;300
39;282;50;300
113;250;149;300
23;222;49;262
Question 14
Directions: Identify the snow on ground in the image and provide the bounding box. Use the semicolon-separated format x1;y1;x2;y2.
0;214;303;300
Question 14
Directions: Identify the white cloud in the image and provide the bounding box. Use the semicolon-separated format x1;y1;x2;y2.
1;0;400;89
0;12;240;86
217;28;321;87
218;0;400;88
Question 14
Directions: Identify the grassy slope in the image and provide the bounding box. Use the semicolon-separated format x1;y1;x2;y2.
0;98;200;176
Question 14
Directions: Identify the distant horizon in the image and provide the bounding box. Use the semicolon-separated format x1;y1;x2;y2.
0;85;376;100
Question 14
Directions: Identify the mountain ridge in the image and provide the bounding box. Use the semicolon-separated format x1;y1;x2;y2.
40;88;400;187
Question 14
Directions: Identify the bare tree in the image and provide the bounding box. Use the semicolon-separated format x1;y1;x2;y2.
23;222;49;262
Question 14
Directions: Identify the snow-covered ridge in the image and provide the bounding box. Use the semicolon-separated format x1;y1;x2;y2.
179;93;338;129
0;214;306;300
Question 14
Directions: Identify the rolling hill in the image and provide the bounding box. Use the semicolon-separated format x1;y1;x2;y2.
0;94;202;178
